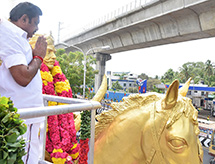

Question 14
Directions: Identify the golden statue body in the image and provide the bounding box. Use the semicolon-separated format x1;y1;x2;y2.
94;78;203;164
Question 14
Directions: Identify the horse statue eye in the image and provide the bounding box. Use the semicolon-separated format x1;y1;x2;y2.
170;139;185;147
167;138;188;153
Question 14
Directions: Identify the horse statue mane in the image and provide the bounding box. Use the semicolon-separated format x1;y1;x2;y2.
94;78;203;164
95;93;160;138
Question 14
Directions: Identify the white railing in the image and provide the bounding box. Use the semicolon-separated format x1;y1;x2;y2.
60;0;158;42
18;94;101;164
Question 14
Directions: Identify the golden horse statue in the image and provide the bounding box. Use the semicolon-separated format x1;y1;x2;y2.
94;78;203;164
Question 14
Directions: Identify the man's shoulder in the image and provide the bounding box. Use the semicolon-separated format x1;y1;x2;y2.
0;18;10;28
0;19;27;49
0;19;15;37
0;19;23;38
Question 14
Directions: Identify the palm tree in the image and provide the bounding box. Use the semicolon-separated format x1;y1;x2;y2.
205;60;214;86
179;63;193;82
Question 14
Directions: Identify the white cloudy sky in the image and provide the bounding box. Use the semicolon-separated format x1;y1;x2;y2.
1;0;215;78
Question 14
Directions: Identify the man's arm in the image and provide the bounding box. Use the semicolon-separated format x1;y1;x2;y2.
9;36;47;87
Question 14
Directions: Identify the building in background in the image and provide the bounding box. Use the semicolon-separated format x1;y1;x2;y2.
107;71;138;91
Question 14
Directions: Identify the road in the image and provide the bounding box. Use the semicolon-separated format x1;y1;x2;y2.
199;109;215;163
204;147;215;164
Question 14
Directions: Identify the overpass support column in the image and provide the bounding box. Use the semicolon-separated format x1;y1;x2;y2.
89;53;111;164
94;53;111;92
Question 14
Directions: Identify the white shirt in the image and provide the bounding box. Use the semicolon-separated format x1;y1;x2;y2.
0;18;44;124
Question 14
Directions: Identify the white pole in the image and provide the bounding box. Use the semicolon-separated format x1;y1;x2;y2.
83;52;86;98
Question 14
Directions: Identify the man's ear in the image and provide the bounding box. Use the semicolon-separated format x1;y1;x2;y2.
20;14;29;24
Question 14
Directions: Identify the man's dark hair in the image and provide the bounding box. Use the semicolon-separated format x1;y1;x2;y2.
9;2;42;22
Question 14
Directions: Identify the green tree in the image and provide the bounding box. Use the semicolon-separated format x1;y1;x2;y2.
112;81;123;91
138;73;149;80
178;62;196;82
114;72;127;80
205;60;214;86
177;62;206;84
128;87;138;93
161;68;175;84
151;85;164;93
154;75;159;79
55;49;98;98
192;62;205;83
147;78;161;91
131;59;215;88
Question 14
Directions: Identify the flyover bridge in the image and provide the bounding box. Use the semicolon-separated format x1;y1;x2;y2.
56;0;215;91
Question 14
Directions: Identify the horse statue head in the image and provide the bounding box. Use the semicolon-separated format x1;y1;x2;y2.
94;78;203;164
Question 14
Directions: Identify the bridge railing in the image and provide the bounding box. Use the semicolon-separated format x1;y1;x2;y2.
87;0;157;25
60;0;159;41
18;94;101;164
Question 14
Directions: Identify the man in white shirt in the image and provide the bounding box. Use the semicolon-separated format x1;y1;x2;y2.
0;2;47;164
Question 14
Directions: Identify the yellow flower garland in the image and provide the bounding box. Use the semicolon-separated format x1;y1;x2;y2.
51;65;62;77
54;80;71;93
41;71;53;83
40;67;57;107
71;152;79;160
52;149;67;164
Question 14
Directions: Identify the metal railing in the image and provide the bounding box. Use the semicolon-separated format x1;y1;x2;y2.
18;94;101;164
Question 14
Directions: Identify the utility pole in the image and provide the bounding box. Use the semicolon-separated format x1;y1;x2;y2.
57;22;63;43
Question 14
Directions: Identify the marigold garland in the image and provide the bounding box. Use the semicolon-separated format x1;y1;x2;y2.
40;62;79;164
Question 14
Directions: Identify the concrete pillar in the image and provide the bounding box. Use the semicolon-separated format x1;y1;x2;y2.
88;53;111;164
94;53;111;92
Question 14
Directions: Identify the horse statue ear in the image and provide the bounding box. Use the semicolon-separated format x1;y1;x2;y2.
92;74;107;102
162;79;179;109
179;77;192;97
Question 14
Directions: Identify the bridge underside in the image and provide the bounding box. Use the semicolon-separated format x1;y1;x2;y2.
64;0;215;54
